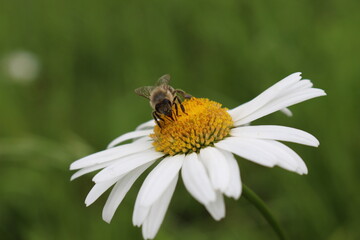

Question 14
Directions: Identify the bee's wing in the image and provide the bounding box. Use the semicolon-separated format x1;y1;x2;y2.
157;74;171;86
134;86;155;99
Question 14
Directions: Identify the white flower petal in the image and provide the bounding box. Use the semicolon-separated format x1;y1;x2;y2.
235;88;326;126
268;140;308;174
102;162;153;223
217;137;307;174
136;119;156;131
181;153;216;205
137;155;184;207
199;147;230;192
71;161;115;180
219;149;242;199
280;107;293;117
229;72;302;122
215;137;278;167
231;125;319;147
280;79;313;96
107;130;153;149
205;191;225;221
141;174;178;240
70;141;153;170
251;139;302;173
133;200;151;227
133;136;152;143
85;176;122;207
92;149;163;183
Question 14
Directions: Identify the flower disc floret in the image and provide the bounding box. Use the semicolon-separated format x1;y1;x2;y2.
150;98;233;156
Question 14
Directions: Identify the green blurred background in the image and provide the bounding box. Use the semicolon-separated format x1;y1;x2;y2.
1;0;359;239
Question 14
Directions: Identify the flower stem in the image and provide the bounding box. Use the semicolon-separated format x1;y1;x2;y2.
242;184;287;240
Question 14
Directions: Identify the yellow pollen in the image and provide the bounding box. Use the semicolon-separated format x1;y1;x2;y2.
150;98;233;156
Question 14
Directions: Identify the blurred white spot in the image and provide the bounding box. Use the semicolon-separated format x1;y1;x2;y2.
2;50;41;83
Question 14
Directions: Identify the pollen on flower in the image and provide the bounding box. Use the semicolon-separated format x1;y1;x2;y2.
150;98;233;156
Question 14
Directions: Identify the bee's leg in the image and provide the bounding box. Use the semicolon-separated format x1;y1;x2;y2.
167;112;175;121
174;89;192;99
179;101;186;114
152;111;163;128
173;95;187;115
172;97;179;117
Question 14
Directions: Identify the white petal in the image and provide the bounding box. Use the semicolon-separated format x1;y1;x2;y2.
137;155;184;207
235;88;326;126
280;107;293;117
215;137;278;167
199;147;230;192
136;119;156;131
92;149;163;183
280;79;313;96
219;149;242;199
181;153;216;205
205;191;225;221
107;129;153;149
216;137;307;174
102;162;153;223
252;139;302;173
133;199;151;227
268;140;308;174
231;125;319;147
70;141;153;170
133;136;152;143
85;176;122;207
71;161;115;180
229;72;302;122
278;88;326;107
141;174;178;240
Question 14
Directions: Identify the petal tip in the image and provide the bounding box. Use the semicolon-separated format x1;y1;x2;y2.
311;138;320;147
296;167;308;175
102;217;112;224
69;163;78;170
289;72;302;79
85;200;92;207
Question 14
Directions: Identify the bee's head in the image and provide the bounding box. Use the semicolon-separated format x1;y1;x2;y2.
155;99;172;116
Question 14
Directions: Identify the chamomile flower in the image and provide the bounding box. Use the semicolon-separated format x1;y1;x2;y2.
70;72;325;240
1;50;40;83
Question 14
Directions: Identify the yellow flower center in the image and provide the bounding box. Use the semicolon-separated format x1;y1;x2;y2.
150;98;233;156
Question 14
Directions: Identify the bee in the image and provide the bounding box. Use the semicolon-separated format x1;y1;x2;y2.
135;74;192;128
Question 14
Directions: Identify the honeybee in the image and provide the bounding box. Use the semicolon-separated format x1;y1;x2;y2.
135;74;192;127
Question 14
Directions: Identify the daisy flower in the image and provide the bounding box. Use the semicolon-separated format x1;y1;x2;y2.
70;72;325;239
